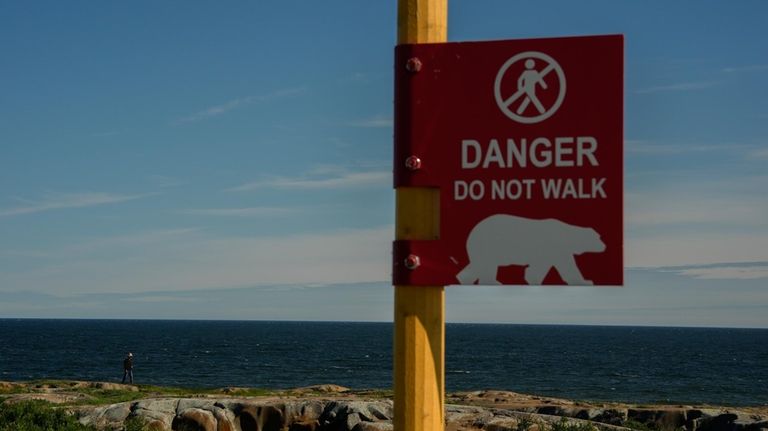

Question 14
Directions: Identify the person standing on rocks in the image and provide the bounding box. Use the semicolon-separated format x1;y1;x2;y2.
121;352;134;384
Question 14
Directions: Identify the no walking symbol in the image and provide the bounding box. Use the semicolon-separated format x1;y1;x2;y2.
494;51;566;124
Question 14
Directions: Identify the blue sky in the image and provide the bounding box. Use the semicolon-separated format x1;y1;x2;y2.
1;1;766;327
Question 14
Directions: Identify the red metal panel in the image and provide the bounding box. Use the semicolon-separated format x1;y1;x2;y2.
393;35;624;286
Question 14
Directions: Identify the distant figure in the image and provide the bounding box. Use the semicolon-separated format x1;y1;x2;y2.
122;352;134;384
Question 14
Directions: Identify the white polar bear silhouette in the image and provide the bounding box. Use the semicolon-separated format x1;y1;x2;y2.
456;214;605;285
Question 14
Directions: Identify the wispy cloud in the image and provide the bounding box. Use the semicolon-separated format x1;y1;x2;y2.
3;225;393;295
228;170;390;192
627;174;768;228
0;229;201;265
675;265;768;280
626;139;752;154
177;207;297;217
626;173;768;268
628;201;766;227
346;115;393;128
627;232;768;268
91;130;121;137
648;262;768;280
0;250;51;258
123;295;203;304
70;228;199;252
634;81;716;94
0;192;155;217
173;88;305;124
146;174;187;188
722;64;768;73
749;148;768;160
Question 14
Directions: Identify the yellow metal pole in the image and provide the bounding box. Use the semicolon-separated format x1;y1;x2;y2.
394;2;447;431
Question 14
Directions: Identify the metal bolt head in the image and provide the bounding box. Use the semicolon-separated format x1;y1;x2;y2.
404;254;421;270
405;57;422;73
404;155;422;171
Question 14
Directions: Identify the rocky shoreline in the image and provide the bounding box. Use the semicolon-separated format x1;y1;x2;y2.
2;381;766;431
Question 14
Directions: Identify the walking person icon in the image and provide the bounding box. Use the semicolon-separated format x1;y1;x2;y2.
494;51;566;124
515;59;549;115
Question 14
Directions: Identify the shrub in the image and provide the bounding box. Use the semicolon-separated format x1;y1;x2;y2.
517;416;535;431
550;417;598;431
124;416;151;431
623;420;656;431
0;400;96;431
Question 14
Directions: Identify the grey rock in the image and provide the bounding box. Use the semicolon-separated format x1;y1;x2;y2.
134;398;178;415
177;398;217;412
590;408;628;425
133;411;174;431
285;399;324;424
348;401;393;422
289;419;319;431
71;397;768;431
446;404;487;425
483;417;520;431
174;407;217;431
235;402;285;431
346;412;363;430
353;422;394;431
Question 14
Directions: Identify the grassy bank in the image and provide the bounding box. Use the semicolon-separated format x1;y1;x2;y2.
0;400;94;431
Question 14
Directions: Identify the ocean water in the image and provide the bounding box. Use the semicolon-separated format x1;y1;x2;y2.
0;320;766;406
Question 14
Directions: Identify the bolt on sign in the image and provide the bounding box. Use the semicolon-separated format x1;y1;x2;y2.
393;35;624;286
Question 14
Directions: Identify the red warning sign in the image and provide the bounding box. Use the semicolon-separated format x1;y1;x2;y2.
393;35;623;286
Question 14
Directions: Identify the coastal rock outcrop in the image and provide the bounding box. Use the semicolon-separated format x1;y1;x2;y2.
450;391;768;431
75;396;768;431
78;398;396;431
4;382;766;431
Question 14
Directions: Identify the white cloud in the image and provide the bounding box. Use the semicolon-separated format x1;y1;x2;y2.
68;228;200;252
229;171;390;192
634;81;715;94
2;226;394;295
177;207;297;217
91;131;121;137
626;139;752;154
123;295;203;303
146;174;187;188
722;64;768;73
627;232;768;267
0;250;51;258
749;148;768;160
0;192;155;217
173;87;304;124
1;228;202;259
625;173;768;268
626;174;768;228
628;197;768;227
346;115;393;128
673;265;768;280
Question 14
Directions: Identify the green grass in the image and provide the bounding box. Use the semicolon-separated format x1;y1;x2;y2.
73;389;145;406
123;417;152;431
550;417;598;431
0;400;97;431
346;389;393;399
516;416;535;431
622;420;656;431
7;380;278;407
0;386;25;395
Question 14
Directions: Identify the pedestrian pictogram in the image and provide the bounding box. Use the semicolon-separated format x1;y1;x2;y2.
494;51;566;124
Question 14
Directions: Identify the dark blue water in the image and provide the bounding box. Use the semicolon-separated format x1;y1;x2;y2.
1;320;766;406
